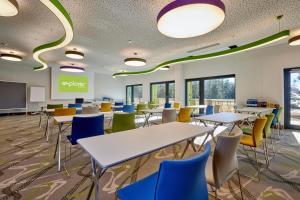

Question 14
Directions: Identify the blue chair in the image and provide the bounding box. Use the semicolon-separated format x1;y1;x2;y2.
123;105;135;113
117;143;211;200
271;108;279;127
67;115;104;145
206;105;214;115
164;102;171;108
68;103;82;114
114;102;124;111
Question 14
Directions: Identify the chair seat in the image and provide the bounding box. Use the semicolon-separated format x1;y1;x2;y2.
242;127;252;135
105;129;113;134
240;135;255;147
117;172;158;200
204;156;215;187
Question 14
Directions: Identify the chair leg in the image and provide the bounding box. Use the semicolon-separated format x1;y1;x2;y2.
63;142;70;176
270;135;276;156
253;148;261;181
263;140;270;168
237;169;244;200
214;188;218;200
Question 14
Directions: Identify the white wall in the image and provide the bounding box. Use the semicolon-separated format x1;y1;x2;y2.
0;62;125;111
123;44;300;122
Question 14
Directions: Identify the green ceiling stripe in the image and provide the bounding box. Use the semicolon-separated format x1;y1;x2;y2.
33;0;73;71
113;30;290;77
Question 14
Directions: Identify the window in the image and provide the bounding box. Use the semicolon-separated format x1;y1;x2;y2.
150;81;175;105
126;84;143;104
185;75;235;112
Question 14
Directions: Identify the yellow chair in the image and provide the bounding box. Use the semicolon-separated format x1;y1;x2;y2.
177;107;192;123
173;102;181;109
101;102;112;112
53;108;76;124
240;117;267;181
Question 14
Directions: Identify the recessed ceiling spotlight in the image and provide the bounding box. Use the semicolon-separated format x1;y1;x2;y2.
65;50;84;59
60;66;85;73
0;0;19;17
289;35;300;46
159;66;170;71
124;58;146;67
157;0;225;38
0;53;22;61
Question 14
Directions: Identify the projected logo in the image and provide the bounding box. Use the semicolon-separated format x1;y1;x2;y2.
58;74;88;93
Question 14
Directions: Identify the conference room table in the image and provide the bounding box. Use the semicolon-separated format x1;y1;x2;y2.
195;112;251;147
77;122;213;200
41;107;83;141
235;107;274;116
187;105;207;117
53;112;114;172
140;108;179;127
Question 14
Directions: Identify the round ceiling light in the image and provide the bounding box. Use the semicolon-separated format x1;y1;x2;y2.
0;0;19;17
157;0;225;38
0;53;22;61
289;35;300;46
65;50;84;59
159;66;170;71
124;58;146;67
60;66;85;73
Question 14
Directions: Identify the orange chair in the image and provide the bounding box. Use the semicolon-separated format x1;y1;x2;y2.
173;102;181;109
240;117;267;181
177;107;192;123
101;102;112;112
53;108;76;124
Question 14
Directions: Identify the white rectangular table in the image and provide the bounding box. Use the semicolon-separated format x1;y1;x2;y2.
236;107;273;116
195;112;251;146
78;122;213;200
53;113;114;171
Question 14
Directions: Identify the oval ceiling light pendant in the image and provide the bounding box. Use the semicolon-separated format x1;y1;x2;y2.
0;0;19;17
0;53;22;61
60;66;85;73
289;35;300;46
159;66;170;71
157;0;225;38
124;58;146;67
65;50;84;59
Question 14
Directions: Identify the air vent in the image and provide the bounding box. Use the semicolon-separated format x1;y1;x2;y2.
187;43;220;53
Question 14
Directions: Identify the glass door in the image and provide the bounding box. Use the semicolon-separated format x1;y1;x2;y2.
150;81;175;106
126;84;142;105
284;68;300;129
186;80;200;106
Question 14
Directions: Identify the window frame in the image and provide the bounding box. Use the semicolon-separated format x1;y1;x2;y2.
185;74;236;106
126;84;143;104
150;80;175;104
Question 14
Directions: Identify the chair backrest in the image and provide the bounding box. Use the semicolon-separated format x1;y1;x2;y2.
164;102;171;108
101;102;112;112
252;117;267;146
68;103;82;108
173;102;181;109
162;109;177;123
264;113;275;138
115;102;124;106
47;104;63;109
155;143;211;200
123;105;135;113
277;107;283;122
212;127;242;188
206;105;214;115
112;113;136;133
81;106;99;114
148;101;156;109
136;103;147;115
54;108;76;116
70;115;104;144
271;108;279;126
177;107;192;122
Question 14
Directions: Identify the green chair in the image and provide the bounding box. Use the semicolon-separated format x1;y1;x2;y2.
47;104;63;109
147;101;156;110
136;103;147;115
106;113;136;133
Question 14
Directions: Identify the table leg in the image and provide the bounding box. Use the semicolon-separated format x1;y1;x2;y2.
130;156;143;183
143;113;151;127
57;123;62;171
39;112;42;128
44;115;49;138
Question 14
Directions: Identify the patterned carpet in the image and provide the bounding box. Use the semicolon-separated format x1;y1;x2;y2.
0;114;299;200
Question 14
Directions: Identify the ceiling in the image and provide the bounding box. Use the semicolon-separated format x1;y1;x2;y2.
0;0;300;74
